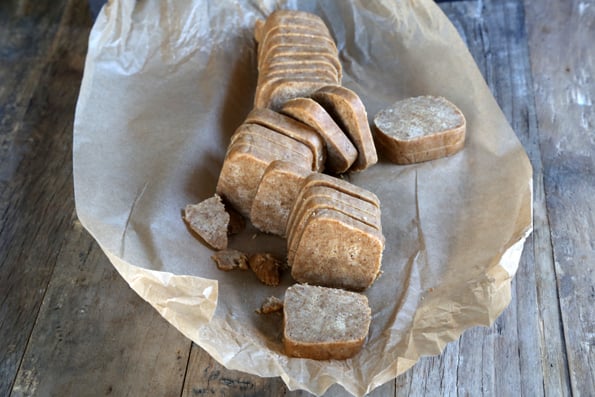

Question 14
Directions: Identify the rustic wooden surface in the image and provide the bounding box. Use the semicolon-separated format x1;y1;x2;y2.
1;0;593;396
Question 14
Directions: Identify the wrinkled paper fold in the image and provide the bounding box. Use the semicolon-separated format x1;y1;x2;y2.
73;1;533;395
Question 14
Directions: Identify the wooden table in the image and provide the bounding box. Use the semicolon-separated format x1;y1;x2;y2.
1;0;593;395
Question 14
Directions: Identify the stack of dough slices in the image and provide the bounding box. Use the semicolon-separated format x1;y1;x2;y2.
254;10;342;110
216;113;323;218
286;172;384;291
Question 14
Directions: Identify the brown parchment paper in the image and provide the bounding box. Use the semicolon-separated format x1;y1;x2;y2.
73;1;533;396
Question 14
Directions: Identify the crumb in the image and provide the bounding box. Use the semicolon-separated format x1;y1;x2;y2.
256;296;283;314
249;253;281;286
184;194;229;250
211;249;249;271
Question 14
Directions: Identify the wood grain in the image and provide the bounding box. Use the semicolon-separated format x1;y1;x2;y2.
0;1;83;394
11;222;191;397
182;345;286;397
0;2;194;397
524;0;595;395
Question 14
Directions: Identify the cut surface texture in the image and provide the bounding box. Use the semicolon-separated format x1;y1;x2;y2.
373;95;466;164
283;284;371;360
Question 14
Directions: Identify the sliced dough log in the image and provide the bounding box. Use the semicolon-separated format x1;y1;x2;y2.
255;10;341;110
287;183;382;266
260;36;337;74
259;26;337;57
263;54;342;80
260;63;339;83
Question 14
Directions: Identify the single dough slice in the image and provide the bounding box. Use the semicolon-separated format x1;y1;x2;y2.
263;54;342;80
183;194;229;250
260;63;338;83
298;172;381;209
245;108;326;171
216;144;277;217
255;76;336;110
250;160;311;236
291;208;384;291
373;95;466;164
262;10;328;29
300;186;381;227
229;123;314;169
283;284;371;360
229;135;311;171
281;98;357;174
311;85;378;172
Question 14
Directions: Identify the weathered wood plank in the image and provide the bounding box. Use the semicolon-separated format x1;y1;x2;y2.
182;344;287;397
0;1;86;395
391;0;553;395
0;0;69;183
524;0;595;395
0;2;193;397
11;221;191;397
181;342;397;396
